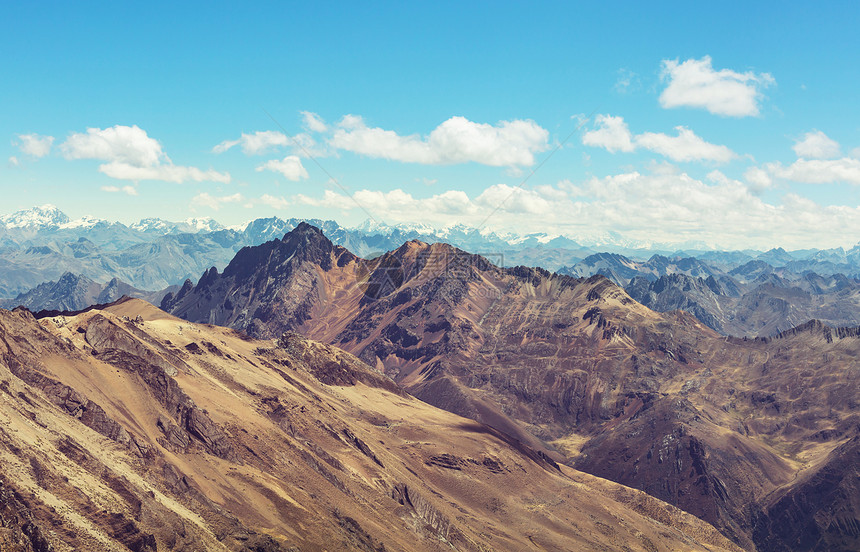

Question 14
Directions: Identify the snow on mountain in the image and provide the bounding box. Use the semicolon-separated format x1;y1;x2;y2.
354;219;394;234
130;217;225;234
59;215;111;230
179;217;224;233
227;220;252;232
1;204;71;229
130;218;176;233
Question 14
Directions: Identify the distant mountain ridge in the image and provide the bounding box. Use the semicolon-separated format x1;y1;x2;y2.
5;205;860;338
0;271;176;312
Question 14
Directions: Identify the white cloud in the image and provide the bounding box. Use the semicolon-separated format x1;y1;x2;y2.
635;126;736;163
191;192;244;210
292;173;860;249
61;125;230;184
255;155;309;181
212;130;289;155
99;162;231;184
297;188;476;225
583;115;735;163
62;125;165;166
582;115;635;153
329;115;549;167
302;111;328;133
792;130;840;159
852;146;860;159
743;166;774;192
14;133;54;158
8;156;19;167
766;158;860;185
100;185;139;196
475;184;554;214
659;56;774;117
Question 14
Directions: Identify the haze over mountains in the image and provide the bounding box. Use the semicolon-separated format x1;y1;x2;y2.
7;205;860;339
1;216;858;549
162;223;860;551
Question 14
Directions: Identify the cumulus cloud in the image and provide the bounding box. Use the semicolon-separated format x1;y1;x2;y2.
14;133;54;158
659;56;774;117
297;188;477;226
212;130;289;155
766;158;860;185
475;184;554;214
191;192;244;210
292;173;860;249
792;130;840;159
255;155;309;181
635;126;736;163
302;111;328;133
582;115;635;153
214;127;329;158
8;156;19;167
582;115;735;163
62;125;165;166
61;125;230;184
743;166;774;192
329;115;549;167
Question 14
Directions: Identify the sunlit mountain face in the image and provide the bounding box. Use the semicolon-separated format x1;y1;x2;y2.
4;3;860;550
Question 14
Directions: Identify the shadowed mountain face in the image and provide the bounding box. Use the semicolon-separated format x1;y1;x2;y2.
564;253;860;338
0;299;741;552
165;224;860;550
626;271;860;337
0;271;174;312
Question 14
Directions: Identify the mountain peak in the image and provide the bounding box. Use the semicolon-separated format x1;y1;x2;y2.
288;220;324;237
1;204;71;229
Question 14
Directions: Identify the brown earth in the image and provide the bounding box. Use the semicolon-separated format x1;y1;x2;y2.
0;298;741;551
165;225;860;550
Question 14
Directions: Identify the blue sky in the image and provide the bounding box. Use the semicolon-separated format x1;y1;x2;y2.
3;1;860;249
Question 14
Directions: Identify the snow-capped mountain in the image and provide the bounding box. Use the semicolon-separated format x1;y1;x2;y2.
0;204;71;229
130;218;176;233
177;217;224;233
59;215;113;230
131;217;225;234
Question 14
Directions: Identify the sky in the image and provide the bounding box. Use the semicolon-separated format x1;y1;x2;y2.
3;1;860;250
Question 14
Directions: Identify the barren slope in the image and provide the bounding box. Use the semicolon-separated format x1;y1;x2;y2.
0;299;741;551
164;225;860;550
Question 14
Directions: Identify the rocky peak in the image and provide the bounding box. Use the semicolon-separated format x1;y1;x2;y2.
56;271;84;287
221;223;342;280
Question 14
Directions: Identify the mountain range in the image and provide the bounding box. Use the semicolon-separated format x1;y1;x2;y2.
160;223;860;551
6;205;860;340
0;271;177;312
0;297;740;551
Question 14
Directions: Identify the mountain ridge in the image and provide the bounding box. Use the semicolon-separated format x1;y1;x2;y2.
163;223;860;550
0;298;742;551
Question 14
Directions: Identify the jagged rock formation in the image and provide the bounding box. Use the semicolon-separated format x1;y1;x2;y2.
0;299;740;551
166;224;860;550
1;272;173;313
626;271;860;337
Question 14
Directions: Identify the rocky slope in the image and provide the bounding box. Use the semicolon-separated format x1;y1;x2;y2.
0;298;740;551
626;271;860;337
166;224;860;550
